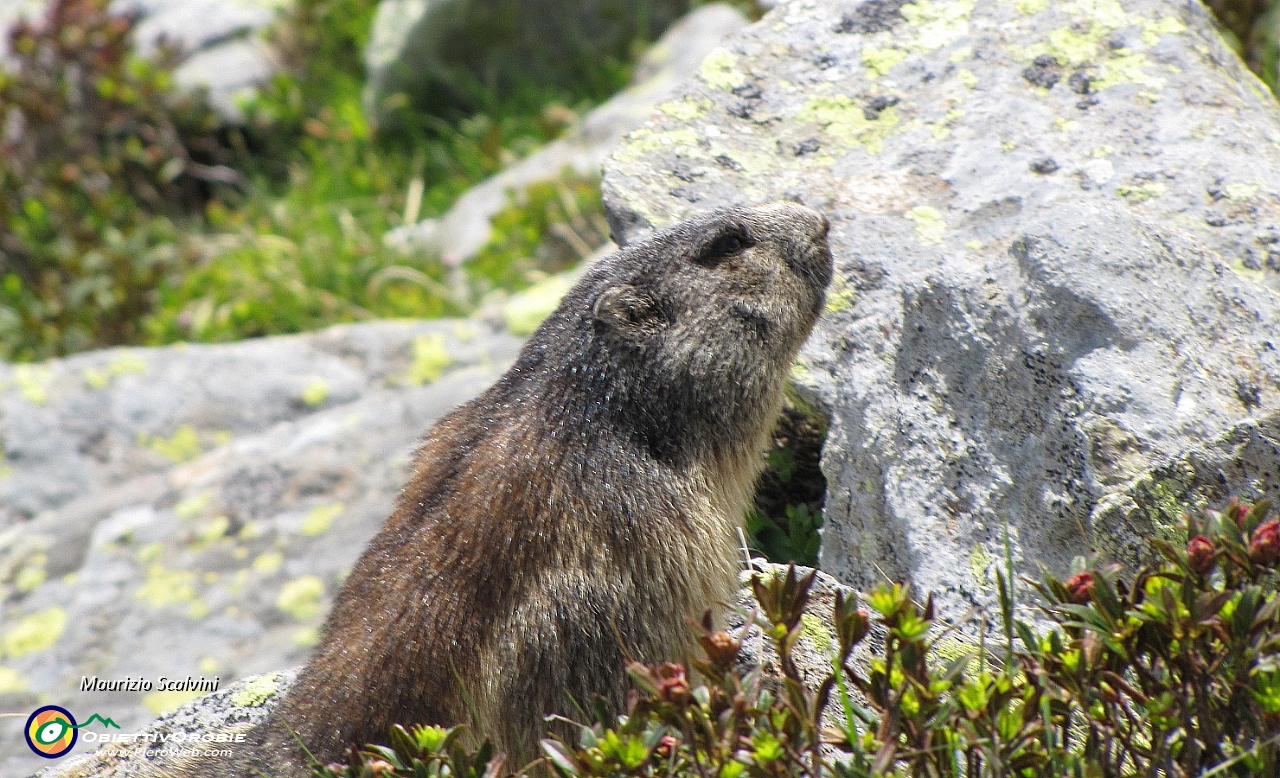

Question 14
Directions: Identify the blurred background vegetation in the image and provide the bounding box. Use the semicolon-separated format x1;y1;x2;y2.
0;0;1275;362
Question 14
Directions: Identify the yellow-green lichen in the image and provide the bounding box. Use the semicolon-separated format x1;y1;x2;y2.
14;554;46;592
799;613;833;653
964;240;983;250
1146;478;1186;531
301;503;344;537
906;206;947;245
12;365;52;405
300;378;329;407
0;665;28;694
1000;140;1017;152
143;690;202;715
862;47;907;78
901;0;976;51
1096;52;1165;91
957;69;978;88
199;656;220;675
402;333;452;385
824;276;857;313
108;352;148;377
230;674;280;707
277;575;325;621
1116;181;1166;203
1224;182;1258;200
1141;15;1186;45
614;128;703;163
2;607;66;657
657;96;711;121
252;551;284;574
1015;0;1048;13
82;353;148;390
969;544;993;588
931;635;978;664
292;626;320;647
175;491;212;521
931;108;965;139
136;565;198;609
1090;144;1115;157
195;516;231;546
502;273;576;336
797;94;901;154
139;425;203;464
699;48;747;90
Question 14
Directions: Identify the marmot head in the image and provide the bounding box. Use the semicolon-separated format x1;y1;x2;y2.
510;202;832;466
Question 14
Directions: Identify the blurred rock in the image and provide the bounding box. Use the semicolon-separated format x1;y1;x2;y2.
0;320;523;778
362;0;696;128
383;3;748;268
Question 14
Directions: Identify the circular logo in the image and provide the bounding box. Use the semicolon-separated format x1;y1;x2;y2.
25;705;77;758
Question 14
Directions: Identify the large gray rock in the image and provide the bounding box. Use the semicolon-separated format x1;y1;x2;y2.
115;0;286;121
385;3;750;268
0;320;523;778
602;0;1280;623
362;0;697;127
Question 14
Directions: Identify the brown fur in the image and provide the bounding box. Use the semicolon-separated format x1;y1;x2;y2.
225;202;831;775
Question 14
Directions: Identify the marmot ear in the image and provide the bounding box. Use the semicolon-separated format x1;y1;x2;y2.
593;284;667;339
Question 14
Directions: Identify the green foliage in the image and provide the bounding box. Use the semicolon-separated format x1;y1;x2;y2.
469;175;610;294
748;405;829;567
320;497;1280;778
142;0;620;344
0;0;232;360
1204;0;1280;94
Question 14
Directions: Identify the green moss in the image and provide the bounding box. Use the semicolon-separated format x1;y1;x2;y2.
1;607;67;657
277;575;326;620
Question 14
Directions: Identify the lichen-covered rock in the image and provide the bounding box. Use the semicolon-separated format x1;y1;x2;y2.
116;0;287;121
602;0;1280;624
0;320;522;778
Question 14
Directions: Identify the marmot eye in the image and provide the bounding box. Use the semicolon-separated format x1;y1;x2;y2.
697;230;755;266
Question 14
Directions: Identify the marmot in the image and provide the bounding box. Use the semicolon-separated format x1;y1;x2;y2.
232;201;831;775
